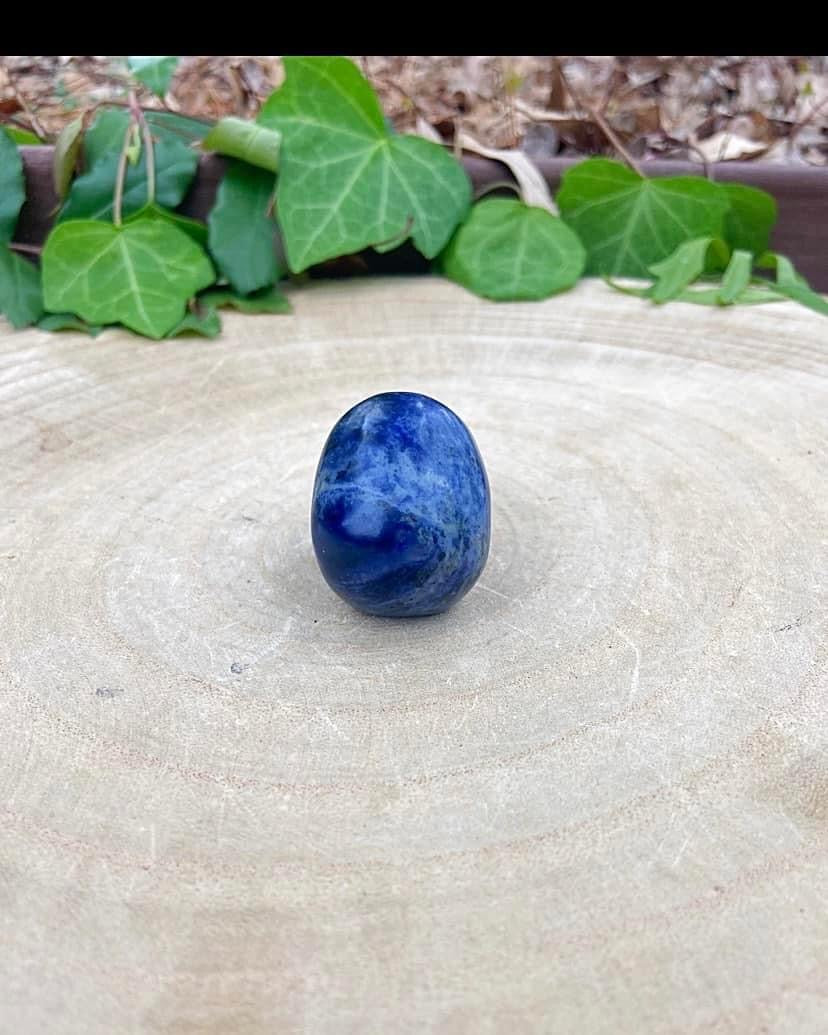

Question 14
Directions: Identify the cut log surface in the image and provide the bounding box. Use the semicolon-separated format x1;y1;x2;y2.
0;278;826;1034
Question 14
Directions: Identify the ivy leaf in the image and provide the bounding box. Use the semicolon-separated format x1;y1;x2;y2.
80;108;133;166
0;247;44;328
2;125;42;145
605;277;785;308
60;109;198;222
605;241;815;310
202;117;281;173
61;139;198;222
721;183;777;255
208;161;282;295
441;198;585;301
757;252;828;316
125;202;208;247
756;251;808;287
128;56;179;98
647;237;729;303
167;304;222;338
42;217;215;339
37;312;104;335
717;249;753;304
258;56;471;272
755;282;828;315
556;158;729;278
82;109;203;167
199;284;291;314
0;127;25;243
53;116;84;200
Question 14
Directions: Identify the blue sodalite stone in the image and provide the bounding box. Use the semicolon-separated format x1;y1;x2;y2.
311;392;491;617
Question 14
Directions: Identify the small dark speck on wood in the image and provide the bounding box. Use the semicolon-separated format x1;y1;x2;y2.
230;661;244;674
775;615;806;632
95;686;124;698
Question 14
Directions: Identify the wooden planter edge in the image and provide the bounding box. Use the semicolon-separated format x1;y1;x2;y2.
16;147;828;291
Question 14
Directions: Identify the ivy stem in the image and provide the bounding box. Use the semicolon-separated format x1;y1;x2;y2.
1;61;47;139
590;106;643;175
130;91;156;205
473;179;521;202
371;76;426;119
112;116;135;227
371;215;414;250
558;66;643;176
72;97;212;140
9;242;42;256
787;92;828;157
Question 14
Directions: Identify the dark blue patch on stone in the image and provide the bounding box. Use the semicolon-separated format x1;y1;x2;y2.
311;392;491;617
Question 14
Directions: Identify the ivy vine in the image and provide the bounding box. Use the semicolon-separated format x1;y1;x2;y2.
0;55;825;340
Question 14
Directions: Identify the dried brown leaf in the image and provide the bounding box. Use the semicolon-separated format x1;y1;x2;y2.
690;130;770;162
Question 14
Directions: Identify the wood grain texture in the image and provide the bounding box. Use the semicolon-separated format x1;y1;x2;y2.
0;278;826;1034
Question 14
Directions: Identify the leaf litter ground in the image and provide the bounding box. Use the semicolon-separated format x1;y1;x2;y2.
2;56;826;167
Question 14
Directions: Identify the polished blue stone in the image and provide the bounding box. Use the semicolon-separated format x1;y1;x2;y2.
311;392;491;617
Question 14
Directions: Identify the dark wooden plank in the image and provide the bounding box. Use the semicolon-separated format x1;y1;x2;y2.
15;147;828;290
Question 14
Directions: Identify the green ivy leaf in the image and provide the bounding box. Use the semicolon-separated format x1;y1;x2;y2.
258;56;471;272
167;304;222;338
125;202;208;247
717;249;753;304
37;312;104;335
442;198;585;301
756;251;808;287
53;116;84;200
42;217;215;339
605;277;785;308
0;247;44;328
647;237;729;303
2;125;42;145
199;284;291;314
61;139;198;223
721;183;777;255
80;109;134;166
606;240;825;312
207;160;281;295
0;127;25;243
128;56;179;98
756;282;828;315
557;158;729;278
757;252;828;316
202;117;281;173
60;109;199;222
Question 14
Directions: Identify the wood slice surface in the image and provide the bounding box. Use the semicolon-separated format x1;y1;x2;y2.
0;278;826;1034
